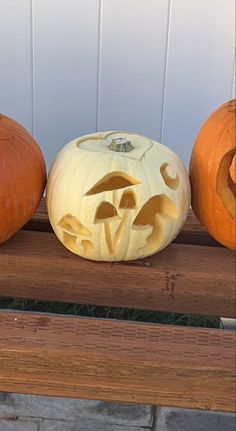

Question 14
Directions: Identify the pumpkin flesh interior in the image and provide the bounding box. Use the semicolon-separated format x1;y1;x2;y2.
216;149;236;219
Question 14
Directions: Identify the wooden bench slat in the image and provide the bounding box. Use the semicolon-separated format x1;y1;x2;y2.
0;310;235;412
0;230;234;317
23;198;220;247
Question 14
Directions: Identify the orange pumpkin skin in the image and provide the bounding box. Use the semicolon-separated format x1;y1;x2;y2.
0;114;46;243
189;99;236;250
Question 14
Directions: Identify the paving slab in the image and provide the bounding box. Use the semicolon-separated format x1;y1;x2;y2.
0;418;40;431
0;393;153;427
154;407;236;431
39;419;151;431
221;318;236;330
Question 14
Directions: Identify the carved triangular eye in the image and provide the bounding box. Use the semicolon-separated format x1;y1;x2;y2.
216;149;236;219
229;153;236;187
58;214;91;236
119;189;136;209
94;202;120;223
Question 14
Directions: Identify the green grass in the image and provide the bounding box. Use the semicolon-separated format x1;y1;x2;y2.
0;298;220;328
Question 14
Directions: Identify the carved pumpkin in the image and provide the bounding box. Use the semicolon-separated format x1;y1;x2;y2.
190;99;236;249
47;132;190;261
0;114;46;243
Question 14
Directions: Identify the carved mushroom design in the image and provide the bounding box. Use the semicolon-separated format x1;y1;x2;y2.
47;132;191;261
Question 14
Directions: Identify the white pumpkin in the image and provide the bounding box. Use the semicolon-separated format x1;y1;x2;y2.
46;131;190;261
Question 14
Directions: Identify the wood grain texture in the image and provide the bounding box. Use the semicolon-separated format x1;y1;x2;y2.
0;311;235;412
0;230;234;317
23;198;221;247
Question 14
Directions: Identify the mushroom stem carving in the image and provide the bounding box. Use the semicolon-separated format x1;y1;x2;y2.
94;201;120;254
104;222;114;254
113;189;137;249
133;194;178;254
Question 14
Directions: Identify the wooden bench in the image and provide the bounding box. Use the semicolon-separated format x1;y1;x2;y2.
0;198;235;413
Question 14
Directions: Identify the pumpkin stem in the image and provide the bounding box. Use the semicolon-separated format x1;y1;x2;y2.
109;137;134;152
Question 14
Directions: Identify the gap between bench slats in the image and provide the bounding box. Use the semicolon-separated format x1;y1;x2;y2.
0;230;234;318
0;310;235;412
23;198;220;247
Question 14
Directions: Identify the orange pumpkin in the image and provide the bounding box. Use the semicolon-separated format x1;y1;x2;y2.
0;114;46;243
190;99;236;249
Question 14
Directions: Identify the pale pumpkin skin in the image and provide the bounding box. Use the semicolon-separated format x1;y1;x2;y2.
47;131;190;261
0;114;46;243
190;99;236;250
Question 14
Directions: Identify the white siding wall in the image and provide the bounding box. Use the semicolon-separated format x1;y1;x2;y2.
0;0;33;131
0;0;235;169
